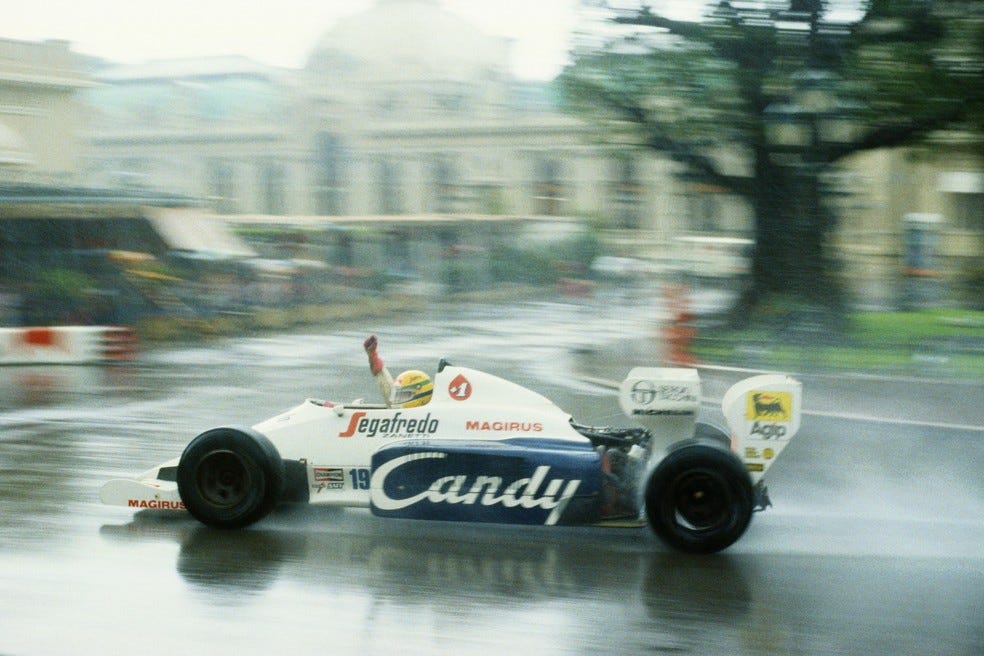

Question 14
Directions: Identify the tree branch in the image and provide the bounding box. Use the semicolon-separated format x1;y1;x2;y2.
575;79;750;194
827;102;969;163
613;6;708;41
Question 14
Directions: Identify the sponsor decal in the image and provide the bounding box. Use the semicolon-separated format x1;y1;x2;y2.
339;411;440;438
746;391;792;421
746;463;765;472
127;499;185;510
371;451;581;525
631;380;657;405
631;381;697;405
750;421;788;440
448;374;472;401
465;420;543;433
313;467;344;490
744;446;776;460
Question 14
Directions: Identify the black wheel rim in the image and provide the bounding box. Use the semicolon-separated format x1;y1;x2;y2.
671;469;733;532
196;450;252;508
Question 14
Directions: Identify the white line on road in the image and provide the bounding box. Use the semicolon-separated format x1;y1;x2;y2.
797;408;984;433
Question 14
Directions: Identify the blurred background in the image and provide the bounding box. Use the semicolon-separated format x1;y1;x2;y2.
1;5;982;654
0;0;981;374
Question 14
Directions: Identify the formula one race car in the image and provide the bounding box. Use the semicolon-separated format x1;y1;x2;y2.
101;361;802;554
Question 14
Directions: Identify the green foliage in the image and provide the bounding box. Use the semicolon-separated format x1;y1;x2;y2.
37;269;94;301
489;244;556;285
560;1;983;327
694;308;984;377
852;309;984;344
959;264;984;310
488;229;601;285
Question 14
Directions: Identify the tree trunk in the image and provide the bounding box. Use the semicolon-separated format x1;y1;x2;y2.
730;153;847;332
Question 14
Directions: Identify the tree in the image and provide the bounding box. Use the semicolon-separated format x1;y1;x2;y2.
560;0;983;329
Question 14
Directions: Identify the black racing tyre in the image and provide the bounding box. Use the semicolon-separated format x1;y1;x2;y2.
645;443;753;554
177;427;285;529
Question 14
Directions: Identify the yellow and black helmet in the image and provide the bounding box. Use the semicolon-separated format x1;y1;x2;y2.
391;370;433;408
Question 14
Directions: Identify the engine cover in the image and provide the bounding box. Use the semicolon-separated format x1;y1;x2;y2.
369;439;601;526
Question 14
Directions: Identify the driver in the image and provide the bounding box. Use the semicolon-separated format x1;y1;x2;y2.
363;335;433;408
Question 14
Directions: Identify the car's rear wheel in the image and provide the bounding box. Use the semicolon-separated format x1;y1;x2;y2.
645;442;753;554
177;428;284;529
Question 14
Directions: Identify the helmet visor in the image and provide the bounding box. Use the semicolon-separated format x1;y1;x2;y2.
391;387;418;405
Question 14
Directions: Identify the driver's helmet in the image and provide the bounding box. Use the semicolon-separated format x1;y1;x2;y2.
391;370;433;408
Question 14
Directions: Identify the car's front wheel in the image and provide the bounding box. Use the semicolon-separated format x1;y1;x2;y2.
645;442;753;554
177;428;285;529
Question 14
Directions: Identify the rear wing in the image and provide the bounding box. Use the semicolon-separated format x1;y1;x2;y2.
722;374;802;482
618;367;701;448
618;367;802;482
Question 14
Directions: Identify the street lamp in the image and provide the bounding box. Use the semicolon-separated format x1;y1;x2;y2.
764;69;862;162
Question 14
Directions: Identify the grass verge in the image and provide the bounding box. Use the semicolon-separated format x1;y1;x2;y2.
692;309;984;378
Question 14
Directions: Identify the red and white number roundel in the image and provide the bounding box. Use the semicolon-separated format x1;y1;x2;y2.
448;374;472;401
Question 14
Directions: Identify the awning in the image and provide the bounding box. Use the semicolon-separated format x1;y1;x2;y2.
0;120;33;166
142;207;256;257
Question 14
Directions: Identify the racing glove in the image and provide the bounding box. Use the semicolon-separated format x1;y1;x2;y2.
364;335;384;375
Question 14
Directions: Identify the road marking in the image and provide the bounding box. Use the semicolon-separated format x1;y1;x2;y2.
798;408;984;433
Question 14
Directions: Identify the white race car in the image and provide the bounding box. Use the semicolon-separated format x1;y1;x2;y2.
101;361;801;553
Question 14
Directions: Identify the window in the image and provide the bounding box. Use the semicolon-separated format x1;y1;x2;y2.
686;182;729;233
261;161;285;215
611;157;643;229
384;228;412;275
315;133;347;216
207;158;236;214
950;192;984;231
432;158;459;213
534;158;565;216
378;160;403;215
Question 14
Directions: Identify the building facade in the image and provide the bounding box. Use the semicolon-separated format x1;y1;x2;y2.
80;0;717;243
0;38;91;180
2;1;980;307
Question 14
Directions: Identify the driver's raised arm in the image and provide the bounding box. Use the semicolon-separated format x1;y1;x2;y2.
363;335;394;406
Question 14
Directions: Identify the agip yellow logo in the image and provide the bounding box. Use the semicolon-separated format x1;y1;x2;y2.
746;391;792;421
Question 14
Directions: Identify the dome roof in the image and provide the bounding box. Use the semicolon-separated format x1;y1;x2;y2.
307;0;509;81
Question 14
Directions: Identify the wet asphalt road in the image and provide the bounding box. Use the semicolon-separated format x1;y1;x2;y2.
1;298;982;655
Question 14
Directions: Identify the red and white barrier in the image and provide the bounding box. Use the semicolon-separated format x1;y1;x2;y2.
0;326;136;365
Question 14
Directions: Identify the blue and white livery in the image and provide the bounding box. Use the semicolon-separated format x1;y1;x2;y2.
101;361;801;553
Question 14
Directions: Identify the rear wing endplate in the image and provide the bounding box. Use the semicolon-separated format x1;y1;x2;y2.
722;374;802;482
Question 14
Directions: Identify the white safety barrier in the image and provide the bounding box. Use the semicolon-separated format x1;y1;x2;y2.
0;326;136;365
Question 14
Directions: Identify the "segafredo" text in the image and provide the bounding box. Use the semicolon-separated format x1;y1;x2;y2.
339;411;440;438
370;451;581;525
